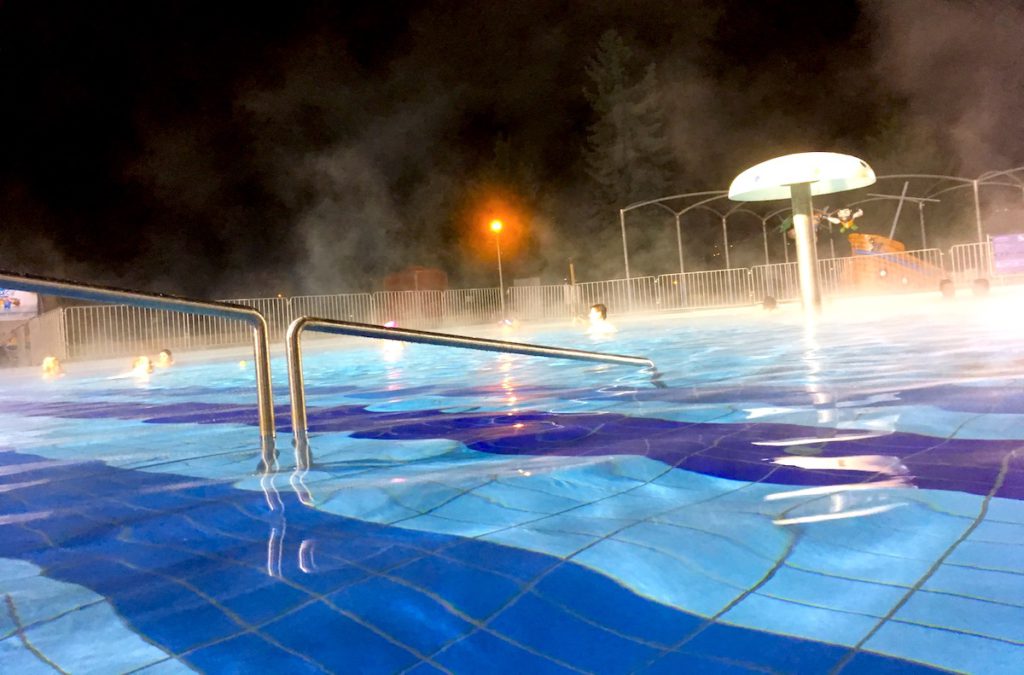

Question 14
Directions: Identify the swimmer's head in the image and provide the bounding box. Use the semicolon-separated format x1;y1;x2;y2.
589;303;608;321
762;296;778;311
131;355;154;374
156;349;174;367
41;356;63;377
939;278;955;299
972;278;990;297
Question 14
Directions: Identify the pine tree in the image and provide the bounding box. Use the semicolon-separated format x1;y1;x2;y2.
583;31;676;217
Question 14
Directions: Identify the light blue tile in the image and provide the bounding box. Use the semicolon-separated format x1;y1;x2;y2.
429;492;539;527
24;602;174;675
614;522;772;589
0;576;102;634
947;540;1024;574
317;488;420;523
799;504;969;562
866;620;1024;675
475;480;582;513
721;594;877;646
923;564;1024;606
132;657;197;673
482;527;598;558
653;509;789;561
895;590;1024;643
574;538;742;617
397;513;502;537
759;566;906;617
987;497;1024;525
786;542;927;587
522;513;634;538
0;635;62;675
971;519;1024;544
389;481;484;514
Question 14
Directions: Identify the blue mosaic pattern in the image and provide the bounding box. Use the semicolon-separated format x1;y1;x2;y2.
2;302;1024;673
1;448;972;673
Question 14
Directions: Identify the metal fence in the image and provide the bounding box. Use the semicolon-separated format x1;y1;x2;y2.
18;241;1024;364
949;242;992;285
575;277;660;314
752;262;799;301
657;269;753;310
509;284;575;322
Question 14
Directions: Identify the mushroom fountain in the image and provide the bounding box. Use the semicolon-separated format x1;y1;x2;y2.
729;152;876;313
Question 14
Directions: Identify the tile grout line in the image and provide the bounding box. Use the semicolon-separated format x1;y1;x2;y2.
4;593;69;674
829;448;1017;674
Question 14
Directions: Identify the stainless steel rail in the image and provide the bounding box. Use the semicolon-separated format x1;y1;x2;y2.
285;317;658;470
0;271;278;470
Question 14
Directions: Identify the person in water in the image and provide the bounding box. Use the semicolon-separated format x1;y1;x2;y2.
155;349;174;368
939;279;955;300
587;303;617;335
131;355;154;375
41;356;64;377
972;278;990;297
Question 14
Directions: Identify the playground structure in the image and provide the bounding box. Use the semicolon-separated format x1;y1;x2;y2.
846;232;946;293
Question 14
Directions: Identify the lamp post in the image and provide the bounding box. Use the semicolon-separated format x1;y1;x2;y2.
490;219;506;318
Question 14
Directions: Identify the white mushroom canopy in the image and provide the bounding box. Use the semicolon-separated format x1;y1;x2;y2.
728;152;876;202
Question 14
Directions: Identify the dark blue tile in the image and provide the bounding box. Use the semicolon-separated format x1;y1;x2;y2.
390;556;524;620
435;629;577;674
535;564;701;646
641;649;766;673
490;592;658;674
329;577;473;654
440;539;558;581
263;600;418;673
685;622;848;673
403;661;447;675
186;633;329;674
840;650;949;674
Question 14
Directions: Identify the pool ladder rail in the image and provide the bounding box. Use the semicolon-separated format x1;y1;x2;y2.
0;271;659;474
285;317;661;471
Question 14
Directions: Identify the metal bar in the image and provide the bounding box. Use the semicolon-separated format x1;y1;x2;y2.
286;317;658;469
972;179;984;243
887;181;910;240
790;182;822;313
0;270;277;470
619;209;631;280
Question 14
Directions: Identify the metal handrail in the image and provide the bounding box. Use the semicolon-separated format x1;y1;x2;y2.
285;316;658;470
0;270;277;471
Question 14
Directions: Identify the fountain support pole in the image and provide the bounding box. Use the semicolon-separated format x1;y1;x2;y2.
789;182;821;313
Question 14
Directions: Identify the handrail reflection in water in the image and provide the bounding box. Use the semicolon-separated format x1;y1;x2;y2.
285;316;659;470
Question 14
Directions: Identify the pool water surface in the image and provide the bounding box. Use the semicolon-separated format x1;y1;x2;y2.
1;292;1022;673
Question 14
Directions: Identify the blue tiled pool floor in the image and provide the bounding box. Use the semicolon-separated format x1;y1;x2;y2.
1;395;1021;673
3;445;1001;674
2;304;1024;673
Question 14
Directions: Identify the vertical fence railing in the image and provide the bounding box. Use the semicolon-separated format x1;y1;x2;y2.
440;287;502;326
28;240;1024;362
656;269;753;310
373;290;444;329
508;284;575;321
949;242;992;285
575;277;659;314
752;262;799;301
290;293;376;324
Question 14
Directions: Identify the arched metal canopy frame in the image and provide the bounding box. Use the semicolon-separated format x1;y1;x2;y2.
617;167;1024;278
618;191;727;279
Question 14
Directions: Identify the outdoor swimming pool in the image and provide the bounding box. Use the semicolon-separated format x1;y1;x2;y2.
1;290;1022;673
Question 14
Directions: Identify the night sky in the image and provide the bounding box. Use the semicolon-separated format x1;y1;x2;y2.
2;1;1022;296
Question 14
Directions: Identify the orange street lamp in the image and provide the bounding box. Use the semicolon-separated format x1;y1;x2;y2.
489;219;506;317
